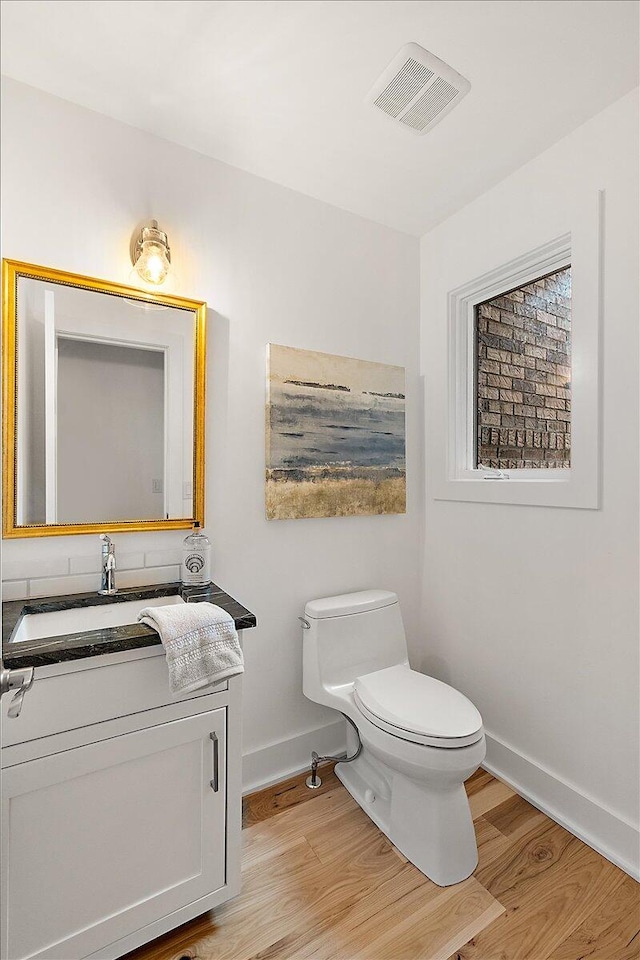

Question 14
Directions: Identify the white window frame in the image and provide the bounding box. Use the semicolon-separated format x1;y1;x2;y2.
438;191;602;509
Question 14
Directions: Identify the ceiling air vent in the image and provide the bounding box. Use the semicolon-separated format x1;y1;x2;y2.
366;42;470;135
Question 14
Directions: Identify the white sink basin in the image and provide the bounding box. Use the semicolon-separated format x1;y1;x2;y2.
10;595;185;644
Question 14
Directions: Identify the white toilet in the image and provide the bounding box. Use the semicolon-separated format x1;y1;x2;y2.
302;589;486;887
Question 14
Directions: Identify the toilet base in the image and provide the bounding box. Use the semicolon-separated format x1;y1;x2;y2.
335;745;479;886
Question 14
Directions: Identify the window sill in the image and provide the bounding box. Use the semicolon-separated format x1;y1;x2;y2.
432;470;597;509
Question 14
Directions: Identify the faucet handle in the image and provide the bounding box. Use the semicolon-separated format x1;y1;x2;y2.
99;535;117;595
100;535;116;568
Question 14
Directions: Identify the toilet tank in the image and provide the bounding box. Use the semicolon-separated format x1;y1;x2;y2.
303;590;408;706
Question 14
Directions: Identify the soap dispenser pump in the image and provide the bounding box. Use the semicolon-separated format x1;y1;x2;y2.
181;523;212;586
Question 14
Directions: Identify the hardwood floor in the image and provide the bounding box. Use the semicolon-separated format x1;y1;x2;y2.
125;767;639;960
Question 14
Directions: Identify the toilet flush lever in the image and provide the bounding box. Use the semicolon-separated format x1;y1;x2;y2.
298;617;311;630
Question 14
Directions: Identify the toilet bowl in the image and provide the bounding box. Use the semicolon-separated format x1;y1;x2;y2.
302;589;486;887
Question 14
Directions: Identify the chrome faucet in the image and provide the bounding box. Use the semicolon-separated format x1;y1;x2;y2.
99;534;117;595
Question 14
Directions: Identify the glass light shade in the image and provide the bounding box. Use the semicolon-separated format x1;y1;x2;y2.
132;221;171;285
135;240;170;284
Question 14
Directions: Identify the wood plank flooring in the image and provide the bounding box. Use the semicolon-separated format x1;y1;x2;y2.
125;767;639;960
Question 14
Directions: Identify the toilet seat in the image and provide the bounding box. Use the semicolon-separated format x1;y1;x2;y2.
354;664;483;748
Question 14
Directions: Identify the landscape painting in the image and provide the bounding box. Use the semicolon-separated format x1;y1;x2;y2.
266;344;406;520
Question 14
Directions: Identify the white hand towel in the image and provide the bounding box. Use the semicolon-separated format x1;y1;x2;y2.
137;601;244;695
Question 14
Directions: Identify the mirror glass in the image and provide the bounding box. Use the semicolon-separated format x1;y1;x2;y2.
3;262;206;536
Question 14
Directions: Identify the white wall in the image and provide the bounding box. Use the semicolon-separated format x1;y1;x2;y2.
1;78;422;791
420;90;639;875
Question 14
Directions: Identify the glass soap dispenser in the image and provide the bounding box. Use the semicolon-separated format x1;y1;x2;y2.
181;523;212;586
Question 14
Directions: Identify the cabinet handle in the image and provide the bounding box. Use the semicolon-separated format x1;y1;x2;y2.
210;732;219;792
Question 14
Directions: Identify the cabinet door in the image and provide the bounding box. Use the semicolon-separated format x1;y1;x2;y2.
1;709;226;960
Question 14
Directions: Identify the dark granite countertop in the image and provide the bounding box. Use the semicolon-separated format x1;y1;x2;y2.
3;582;257;670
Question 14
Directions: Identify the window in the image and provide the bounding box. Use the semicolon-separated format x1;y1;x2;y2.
475;267;571;471
436;210;602;510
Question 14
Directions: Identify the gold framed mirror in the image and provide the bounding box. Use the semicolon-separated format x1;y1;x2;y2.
2;260;206;538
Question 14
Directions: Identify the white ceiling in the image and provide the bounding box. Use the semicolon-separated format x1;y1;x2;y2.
1;0;638;236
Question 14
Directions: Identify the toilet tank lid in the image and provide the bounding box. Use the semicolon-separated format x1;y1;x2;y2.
305;590;398;619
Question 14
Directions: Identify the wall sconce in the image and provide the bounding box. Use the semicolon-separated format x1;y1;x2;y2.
131;220;171;285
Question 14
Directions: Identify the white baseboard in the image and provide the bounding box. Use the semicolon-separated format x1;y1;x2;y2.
484;731;640;881
242;719;346;795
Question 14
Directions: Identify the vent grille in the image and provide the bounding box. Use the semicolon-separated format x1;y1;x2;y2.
400;77;458;131
366;42;470;136
373;58;434;118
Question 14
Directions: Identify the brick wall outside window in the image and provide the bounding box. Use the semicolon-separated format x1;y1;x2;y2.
476;267;571;469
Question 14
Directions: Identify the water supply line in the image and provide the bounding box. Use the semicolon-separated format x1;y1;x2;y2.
306;713;362;789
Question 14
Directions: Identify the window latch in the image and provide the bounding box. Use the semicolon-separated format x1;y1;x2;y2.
479;465;509;480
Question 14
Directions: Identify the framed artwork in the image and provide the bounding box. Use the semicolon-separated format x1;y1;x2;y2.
266;344;406;520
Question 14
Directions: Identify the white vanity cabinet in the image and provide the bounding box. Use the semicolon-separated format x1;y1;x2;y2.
1;645;243;960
